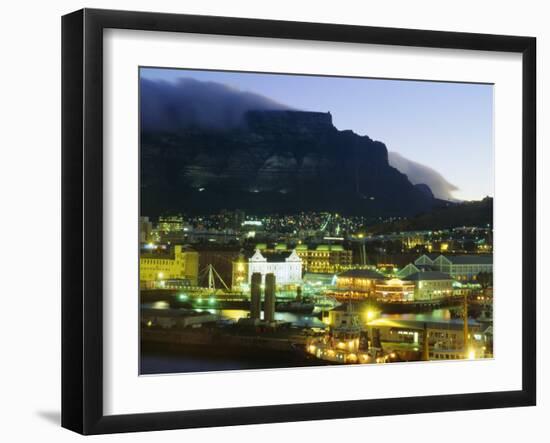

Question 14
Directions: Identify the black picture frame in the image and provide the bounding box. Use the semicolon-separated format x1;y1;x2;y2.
62;8;537;435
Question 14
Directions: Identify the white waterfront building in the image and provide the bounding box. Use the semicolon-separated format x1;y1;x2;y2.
247;249;303;286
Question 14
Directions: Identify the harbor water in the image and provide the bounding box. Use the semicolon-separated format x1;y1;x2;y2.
140;301;459;374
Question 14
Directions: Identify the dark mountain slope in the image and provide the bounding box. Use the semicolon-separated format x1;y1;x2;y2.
141;110;437;217
368;197;493;234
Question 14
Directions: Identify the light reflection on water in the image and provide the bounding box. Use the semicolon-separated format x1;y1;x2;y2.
149;301;170;309
143;302;454;326
217;309;326;328
141;302;326;328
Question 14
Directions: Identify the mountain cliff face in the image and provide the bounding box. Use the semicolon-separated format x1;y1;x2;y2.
141;110;437;216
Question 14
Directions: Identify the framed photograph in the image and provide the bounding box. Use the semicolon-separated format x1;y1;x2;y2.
62;8;536;435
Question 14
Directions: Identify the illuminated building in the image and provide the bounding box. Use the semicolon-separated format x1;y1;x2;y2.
403;271;454;301
241;220;264;239
157;215;184;233
335;269;385;297
396;263;424;278
374;278;415;302
256;243;352;273
433;255;492;281
140;245;199;288
414;254;440;267
299;244;352;273
376;263;399;276
367;318;490;360
242;220;263;229
477;243;493;253
414;254;492;281
231;253;248;291
232;249;302;288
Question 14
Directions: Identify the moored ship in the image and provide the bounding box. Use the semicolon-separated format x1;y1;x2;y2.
305;303;389;364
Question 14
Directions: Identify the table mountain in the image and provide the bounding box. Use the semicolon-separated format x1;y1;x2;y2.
141;110;438;217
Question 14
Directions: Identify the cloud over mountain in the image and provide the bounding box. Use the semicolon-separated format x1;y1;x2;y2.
140;76;457;203
388;151;459;200
141;77;291;132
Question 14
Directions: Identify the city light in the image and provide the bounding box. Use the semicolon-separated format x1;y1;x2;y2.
365;309;377;321
137;71;494;376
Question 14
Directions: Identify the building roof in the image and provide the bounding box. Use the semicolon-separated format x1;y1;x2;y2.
249;249;301;263
140;244;194;260
414;254;438;264
140;252;174;260
404;271;453;281
338;269;385;279
396;263;420;278
423;254;440;260
315;244;345;252
439;255;493;265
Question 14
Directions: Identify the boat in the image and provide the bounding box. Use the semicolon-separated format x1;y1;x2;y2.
306;326;371;364
305;303;386;364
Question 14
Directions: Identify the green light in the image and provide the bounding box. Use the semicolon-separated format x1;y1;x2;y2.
197;298;203;304
178;294;188;301
208;297;216;305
